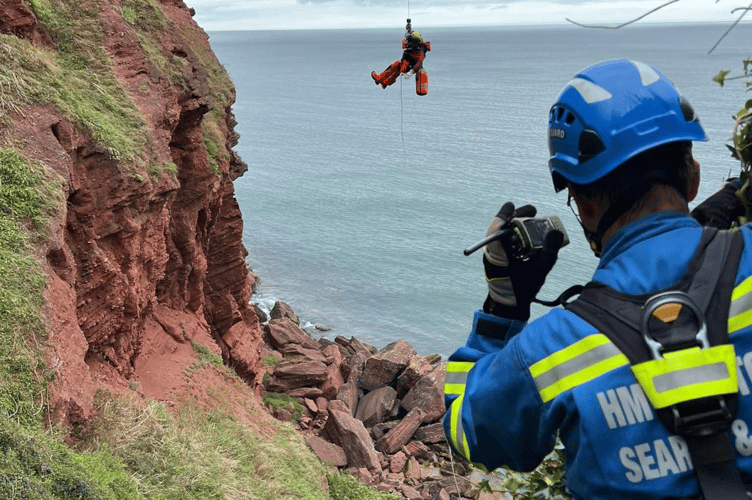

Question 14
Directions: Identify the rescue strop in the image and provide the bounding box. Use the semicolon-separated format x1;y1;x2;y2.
563;227;749;500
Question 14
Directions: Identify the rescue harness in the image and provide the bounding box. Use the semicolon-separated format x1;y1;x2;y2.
551;227;749;499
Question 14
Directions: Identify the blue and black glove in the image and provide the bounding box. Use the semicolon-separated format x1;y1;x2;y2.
691;177;745;229
483;202;564;321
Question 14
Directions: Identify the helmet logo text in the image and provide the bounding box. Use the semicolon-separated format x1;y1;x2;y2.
550;128;566;139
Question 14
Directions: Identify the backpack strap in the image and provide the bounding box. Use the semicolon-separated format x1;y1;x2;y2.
566;228;742;362
565;227;747;500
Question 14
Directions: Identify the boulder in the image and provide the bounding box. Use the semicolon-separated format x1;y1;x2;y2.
414;422;446;444
251;303;268;323
285;387;323;399
396;355;434;397
319;344;345;400
402;362;446;423
280;343;328;363
263;318;319;351
374;408;425;455
401;440;431;461
389;451;408;473
355;386;397;428
335;376;360;416
266;360;328;392
269;301;299;324
359;339;416;391
325;409;381;470
306;434;348;467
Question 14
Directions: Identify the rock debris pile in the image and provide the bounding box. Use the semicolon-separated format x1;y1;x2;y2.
257;302;505;500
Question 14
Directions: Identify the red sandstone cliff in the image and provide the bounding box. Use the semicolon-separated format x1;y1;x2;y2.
0;0;266;429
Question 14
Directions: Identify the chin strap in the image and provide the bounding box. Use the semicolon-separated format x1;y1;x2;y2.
580;173;688;258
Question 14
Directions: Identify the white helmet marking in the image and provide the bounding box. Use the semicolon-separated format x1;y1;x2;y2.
566;77;612;104
630;60;660;86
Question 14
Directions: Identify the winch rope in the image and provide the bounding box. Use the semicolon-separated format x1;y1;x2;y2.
401;0;410;166
400;76;407;164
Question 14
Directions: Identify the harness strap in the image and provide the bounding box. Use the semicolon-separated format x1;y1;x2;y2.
565;227;747;500
686;432;749;500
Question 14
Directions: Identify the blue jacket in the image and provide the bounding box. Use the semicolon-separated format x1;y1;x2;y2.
443;211;752;499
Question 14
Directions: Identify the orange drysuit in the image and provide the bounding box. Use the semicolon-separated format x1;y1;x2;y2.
371;37;430;89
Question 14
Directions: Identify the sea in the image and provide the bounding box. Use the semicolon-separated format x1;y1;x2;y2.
207;22;752;358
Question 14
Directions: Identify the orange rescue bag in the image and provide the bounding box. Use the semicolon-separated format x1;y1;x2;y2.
416;69;428;96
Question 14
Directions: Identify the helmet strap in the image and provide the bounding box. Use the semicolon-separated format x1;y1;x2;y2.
567;193;604;257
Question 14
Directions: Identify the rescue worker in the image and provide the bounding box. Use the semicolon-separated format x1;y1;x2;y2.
442;59;752;500
371;29;430;89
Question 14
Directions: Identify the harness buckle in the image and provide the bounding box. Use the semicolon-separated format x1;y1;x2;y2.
671;397;734;437
641;291;709;359
640;291;735;437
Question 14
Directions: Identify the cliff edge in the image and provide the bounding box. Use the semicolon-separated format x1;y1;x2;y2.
0;0;266;430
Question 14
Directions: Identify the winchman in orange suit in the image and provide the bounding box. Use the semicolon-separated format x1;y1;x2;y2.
371;20;430;89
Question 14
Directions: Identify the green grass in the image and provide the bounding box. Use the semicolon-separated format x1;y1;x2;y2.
4;0;149;161
0;414;142;499
0;149;61;428
78;391;333;500
190;340;223;367
327;470;402;500
120;0;168;32
262;355;282;366
262;392;304;423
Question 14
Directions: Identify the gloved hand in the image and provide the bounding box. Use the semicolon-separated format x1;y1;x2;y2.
483;202;565;321
691;177;745;229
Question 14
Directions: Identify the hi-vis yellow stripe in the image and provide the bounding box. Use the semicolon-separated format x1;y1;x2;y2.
444;361;474;396
729;275;752;334
449;393;471;460
529;334;629;403
632;345;737;409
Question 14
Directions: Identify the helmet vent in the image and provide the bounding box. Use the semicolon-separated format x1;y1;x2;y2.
578;130;606;163
565;112;575;125
679;96;698;123
557;107;565;121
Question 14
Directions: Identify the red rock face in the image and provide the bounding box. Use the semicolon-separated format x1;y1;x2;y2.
0;0;53;47
0;1;263;428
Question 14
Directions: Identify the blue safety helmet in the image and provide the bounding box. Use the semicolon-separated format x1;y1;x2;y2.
548;59;707;192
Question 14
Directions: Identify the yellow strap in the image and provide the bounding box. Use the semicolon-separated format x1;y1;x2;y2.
729;275;752;333
632;345;738;409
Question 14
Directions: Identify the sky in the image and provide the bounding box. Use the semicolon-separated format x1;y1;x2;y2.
185;0;747;31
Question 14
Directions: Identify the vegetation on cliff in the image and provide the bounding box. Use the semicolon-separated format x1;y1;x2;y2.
0;139;405;499
0;148;333;498
3;0;146;160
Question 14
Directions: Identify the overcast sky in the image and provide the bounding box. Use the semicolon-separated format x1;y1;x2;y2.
185;0;744;31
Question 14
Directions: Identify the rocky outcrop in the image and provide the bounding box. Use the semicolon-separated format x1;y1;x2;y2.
259;302;494;500
0;0;263;429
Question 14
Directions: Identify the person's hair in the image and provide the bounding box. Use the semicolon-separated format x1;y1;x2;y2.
570;141;695;221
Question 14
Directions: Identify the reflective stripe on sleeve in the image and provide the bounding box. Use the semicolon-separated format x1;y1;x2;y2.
444;361;474;397
729;275;752;334
529;334;629;403
449;393;471;461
